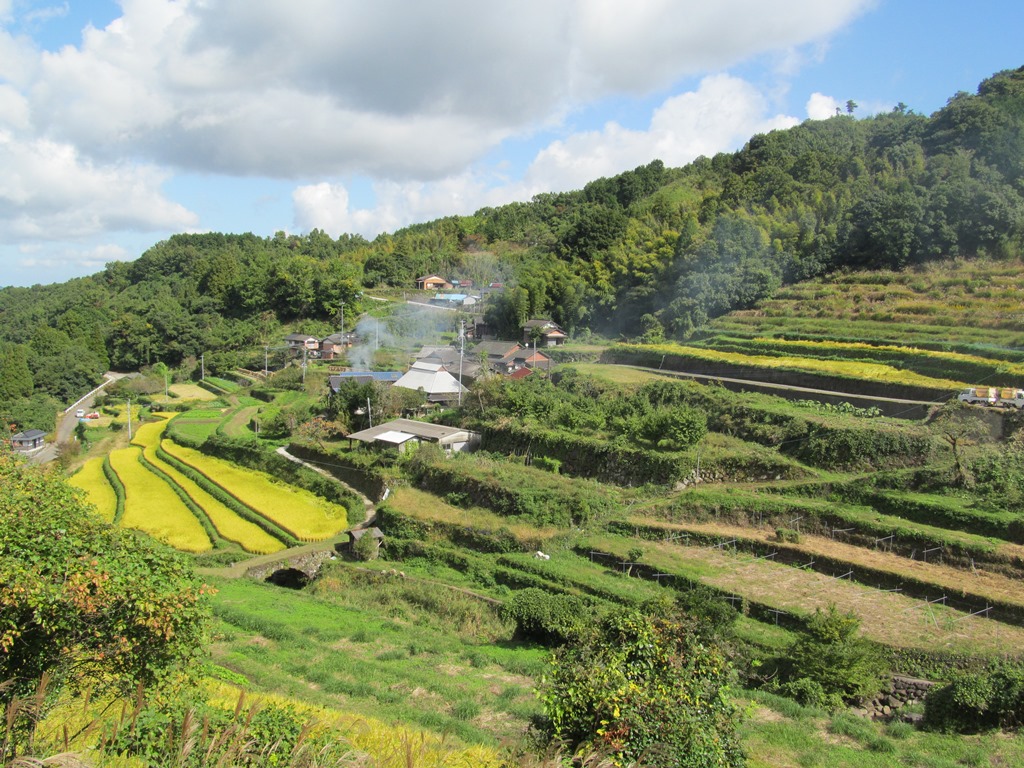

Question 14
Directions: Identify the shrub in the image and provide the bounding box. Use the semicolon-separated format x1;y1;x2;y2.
501;588;591;646
539;608;744;768
775;527;801;543
352;531;381;562
782;604;886;709
924;661;1024;733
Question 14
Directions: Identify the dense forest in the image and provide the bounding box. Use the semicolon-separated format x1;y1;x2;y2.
2;67;1023;431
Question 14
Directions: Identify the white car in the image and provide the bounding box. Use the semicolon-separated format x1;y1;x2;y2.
75;408;86;418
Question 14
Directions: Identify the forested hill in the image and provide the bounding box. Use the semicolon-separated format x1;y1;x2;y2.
2;67;1023;420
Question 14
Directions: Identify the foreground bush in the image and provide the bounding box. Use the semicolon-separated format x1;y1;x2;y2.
925;661;1024;733
540;608;744;767
0;452;210;758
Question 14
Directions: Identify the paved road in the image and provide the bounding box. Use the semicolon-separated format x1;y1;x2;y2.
31;372;132;464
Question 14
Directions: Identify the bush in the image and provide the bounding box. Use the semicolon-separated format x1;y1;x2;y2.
539;608;744;768
924;661;1024;732
501;588;591;646
782;604;886;709
352;531;381;562
775;527;801;543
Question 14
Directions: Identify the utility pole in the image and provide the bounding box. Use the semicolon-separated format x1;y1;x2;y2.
201;353;205;381
458;319;465;406
126;397;133;441
301;347;307;384
367;397;373;428
264;346;269;377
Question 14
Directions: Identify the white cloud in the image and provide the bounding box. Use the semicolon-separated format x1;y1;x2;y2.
522;75;800;193
806;92;842;119
22;0;874;180
0;0;881;282
0;133;197;240
293;75;803;238
293;175;490;239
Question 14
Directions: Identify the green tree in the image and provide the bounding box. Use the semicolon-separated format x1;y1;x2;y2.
782;604;885;709
540;608;744;767
929;399;992;486
0;453;211;753
0;344;33;400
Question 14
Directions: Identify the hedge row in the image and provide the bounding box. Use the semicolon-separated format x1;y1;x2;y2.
374;505;528;554
102;454;125;525
480;422;686;486
834;486;1024;543
409;455;615;527
286;442;390;502
138;450;223;548
156;445;298;547
664;488;1019;576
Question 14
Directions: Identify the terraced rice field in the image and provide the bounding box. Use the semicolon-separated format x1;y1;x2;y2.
108;446;213;552
133;421;286;554
162;440;348;541
585;532;1024;657
68;456;117;522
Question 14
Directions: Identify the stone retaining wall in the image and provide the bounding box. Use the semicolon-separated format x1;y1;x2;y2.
856;675;936;721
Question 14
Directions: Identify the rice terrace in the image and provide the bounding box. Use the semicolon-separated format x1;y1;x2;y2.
7;64;1024;767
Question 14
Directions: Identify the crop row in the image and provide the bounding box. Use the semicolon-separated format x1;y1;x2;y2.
72;417;320;554
107;446;212;552
161;439;348;542
692;335;1024;387
606;342;965;395
133;422;286;554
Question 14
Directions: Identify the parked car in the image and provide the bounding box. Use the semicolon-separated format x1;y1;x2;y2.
75;408;85;418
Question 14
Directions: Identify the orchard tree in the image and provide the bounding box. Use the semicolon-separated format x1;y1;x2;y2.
540;608;744;767
929;399;992;486
0;453;211;752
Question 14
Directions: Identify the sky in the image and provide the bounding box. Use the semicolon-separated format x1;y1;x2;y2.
0;1;1021;288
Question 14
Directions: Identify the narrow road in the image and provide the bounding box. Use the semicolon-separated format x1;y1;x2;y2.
32;372;131;464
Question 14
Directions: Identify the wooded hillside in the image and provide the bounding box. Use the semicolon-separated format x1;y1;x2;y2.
2;66;1023;429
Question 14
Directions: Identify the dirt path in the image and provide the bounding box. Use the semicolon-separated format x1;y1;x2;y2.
275;445;376;526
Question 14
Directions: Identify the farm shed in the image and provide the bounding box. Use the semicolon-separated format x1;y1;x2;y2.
416;274;452;290
10;429;46;451
338;527;385;558
346;418;480;454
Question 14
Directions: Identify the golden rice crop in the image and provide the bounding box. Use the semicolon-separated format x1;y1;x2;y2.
202;682;504;768
68;457;117;522
108;446;212;552
162;440;348;541
753;335;1024;376
146;441;285;554
623;342;967;389
131;419;168;449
